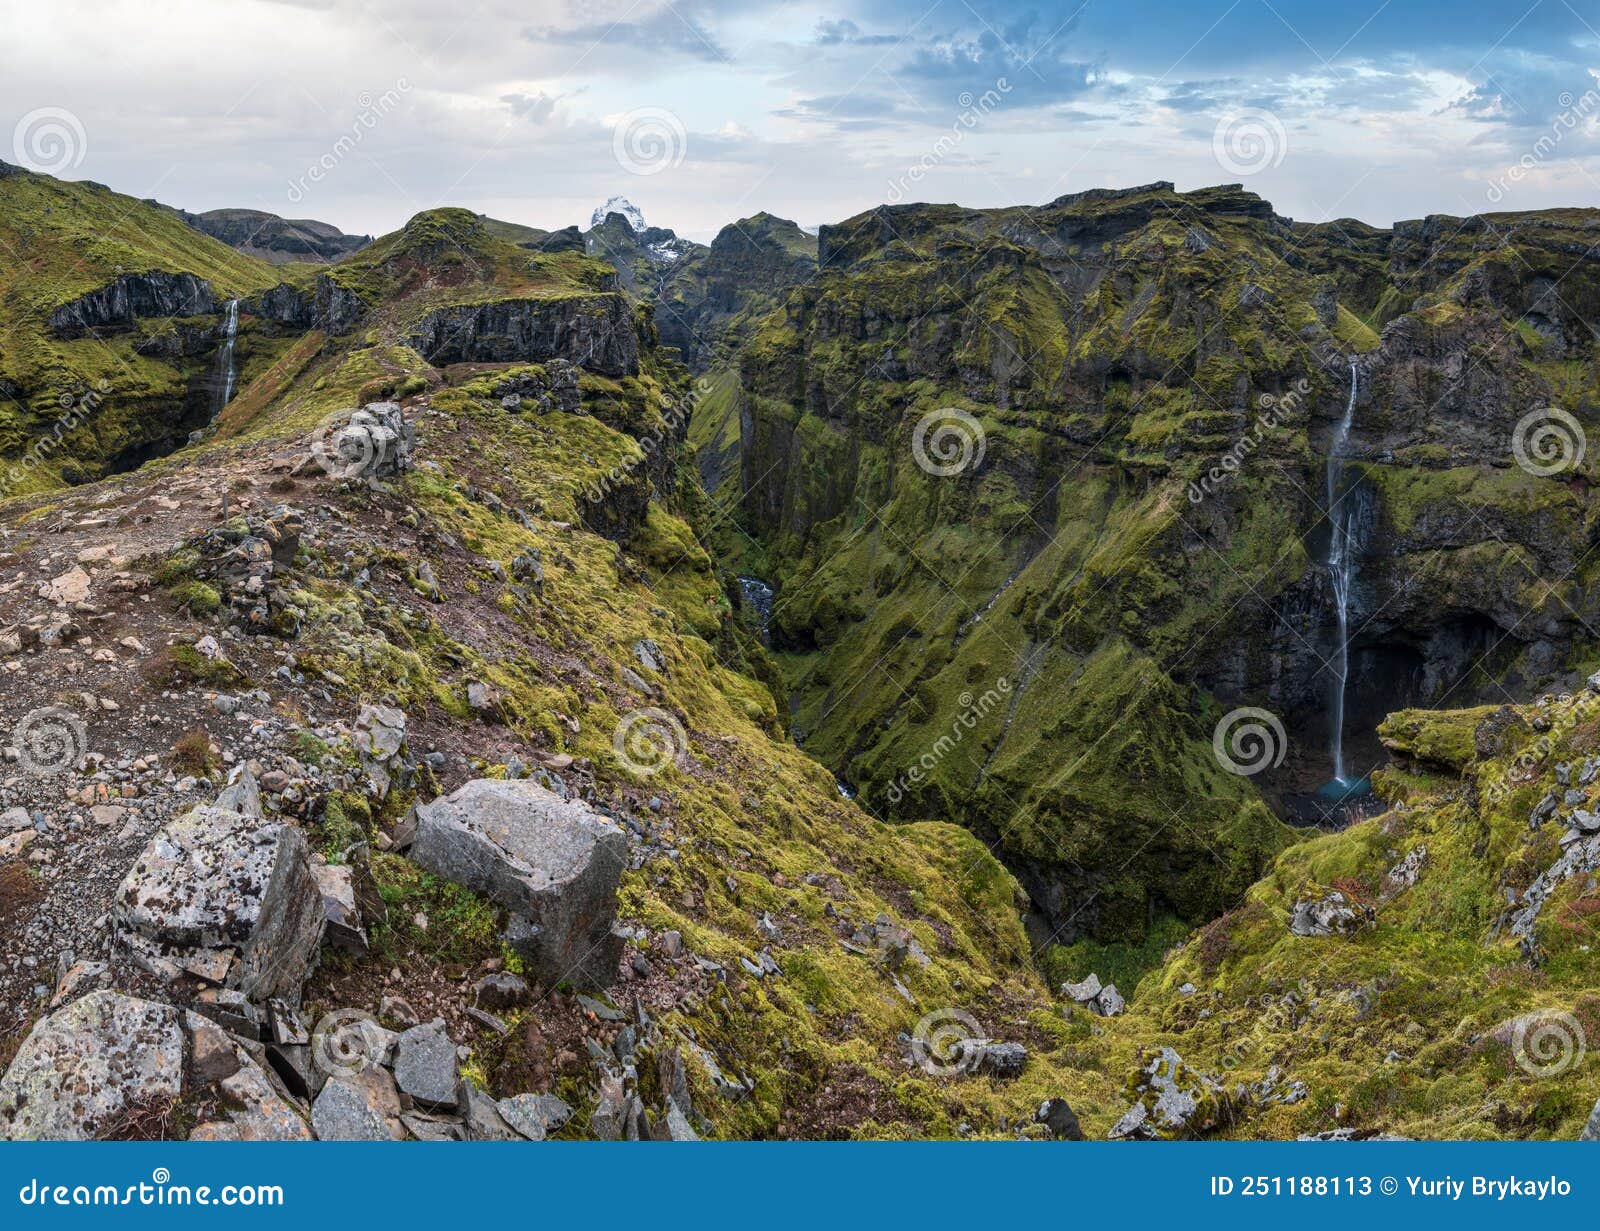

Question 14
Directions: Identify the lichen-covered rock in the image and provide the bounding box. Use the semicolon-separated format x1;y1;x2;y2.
410;778;627;989
312;402;414;484
1108;1047;1233;1140
497;1092;572;1140
0;992;185;1140
1288;890;1372;937
312;861;367;954
312;1070;405;1141
111;800;323;1001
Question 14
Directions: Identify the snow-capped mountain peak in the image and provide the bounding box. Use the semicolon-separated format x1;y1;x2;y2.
590;196;648;233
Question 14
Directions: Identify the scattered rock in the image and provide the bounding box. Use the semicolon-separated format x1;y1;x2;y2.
497;1092;572;1141
312;861;367;954
0;992;185;1140
1036;1097;1085;1140
410;779;627;989
1108;1047;1232;1141
392;1019;458;1110
111;790;323;1001
312;1070;405;1141
1288;890;1372;937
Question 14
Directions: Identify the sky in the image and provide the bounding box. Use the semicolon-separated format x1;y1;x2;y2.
2;0;1599;242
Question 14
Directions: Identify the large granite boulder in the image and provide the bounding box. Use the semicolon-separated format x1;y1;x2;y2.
410;779;626;989
0;992;185;1140
111;778;323;1001
0;993;311;1141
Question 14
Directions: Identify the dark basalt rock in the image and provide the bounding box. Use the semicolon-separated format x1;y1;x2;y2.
405;293;640;376
49;271;215;337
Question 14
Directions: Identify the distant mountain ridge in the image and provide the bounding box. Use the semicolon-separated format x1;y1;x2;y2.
159;204;372;265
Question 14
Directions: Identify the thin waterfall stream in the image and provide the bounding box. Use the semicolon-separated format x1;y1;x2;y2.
211;299;239;418
1314;359;1376;821
1326;359;1358;783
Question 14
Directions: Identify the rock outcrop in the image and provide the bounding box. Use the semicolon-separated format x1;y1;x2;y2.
111;773;324;1001
410;779;627;988
1108;1047;1233;1140
49;271;215;337
405;293;640;376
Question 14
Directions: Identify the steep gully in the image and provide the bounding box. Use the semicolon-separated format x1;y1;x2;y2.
1313;360;1377;821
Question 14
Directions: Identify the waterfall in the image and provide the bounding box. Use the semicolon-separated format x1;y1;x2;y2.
211;299;239;417
1325;360;1359;783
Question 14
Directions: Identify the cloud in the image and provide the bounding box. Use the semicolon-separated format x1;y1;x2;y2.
501;91;563;124
529;5;730;64
813;18;899;46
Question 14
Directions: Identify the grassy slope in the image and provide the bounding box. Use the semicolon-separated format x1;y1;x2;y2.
728;184;1600;955
0;165;278;489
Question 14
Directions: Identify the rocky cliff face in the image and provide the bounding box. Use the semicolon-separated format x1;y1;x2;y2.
727;182;1600;939
653;213;817;371
405;292;642;377
48;271;216;338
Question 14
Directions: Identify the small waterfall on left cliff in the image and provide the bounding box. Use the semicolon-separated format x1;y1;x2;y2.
210;299;239;417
